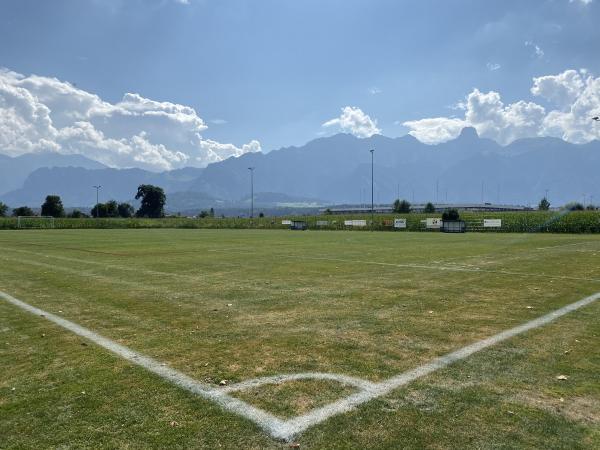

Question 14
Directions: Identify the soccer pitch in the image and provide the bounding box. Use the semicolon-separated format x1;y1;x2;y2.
1;229;599;449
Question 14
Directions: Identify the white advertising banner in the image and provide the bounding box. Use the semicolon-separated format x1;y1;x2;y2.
426;218;442;229
344;220;367;227
281;220;292;225
394;218;407;229
484;219;502;228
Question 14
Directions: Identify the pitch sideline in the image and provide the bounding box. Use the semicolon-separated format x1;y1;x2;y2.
1;290;599;441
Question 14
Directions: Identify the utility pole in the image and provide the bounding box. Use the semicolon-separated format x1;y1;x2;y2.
92;185;101;218
248;167;255;219
370;149;374;230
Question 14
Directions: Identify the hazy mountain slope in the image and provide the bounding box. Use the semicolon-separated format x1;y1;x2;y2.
0;152;107;195
2;129;599;208
1;166;204;207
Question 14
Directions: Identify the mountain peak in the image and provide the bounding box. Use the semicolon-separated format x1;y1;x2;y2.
458;127;479;140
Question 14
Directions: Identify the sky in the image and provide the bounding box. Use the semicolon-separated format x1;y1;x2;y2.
1;0;600;171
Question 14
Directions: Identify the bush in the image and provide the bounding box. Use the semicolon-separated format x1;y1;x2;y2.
12;206;35;217
393;199;411;213
442;209;460;221
424;202;435;213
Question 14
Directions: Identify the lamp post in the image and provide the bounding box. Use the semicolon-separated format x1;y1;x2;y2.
92;185;101;218
248;167;255;219
370;149;374;230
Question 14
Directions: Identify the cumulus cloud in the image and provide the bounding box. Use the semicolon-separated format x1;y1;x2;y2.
0;69;260;171
322;106;381;138
403;69;600;145
486;62;501;71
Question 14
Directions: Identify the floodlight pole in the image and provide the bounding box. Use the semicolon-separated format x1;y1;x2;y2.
370;149;374;230
92;185;101;218
248;167;255;219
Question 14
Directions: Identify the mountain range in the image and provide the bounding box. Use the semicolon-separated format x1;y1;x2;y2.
1;128;599;212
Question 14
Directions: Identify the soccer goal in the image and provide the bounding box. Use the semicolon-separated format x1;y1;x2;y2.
17;216;55;229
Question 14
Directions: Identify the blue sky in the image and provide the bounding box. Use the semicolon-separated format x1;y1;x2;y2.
1;0;599;170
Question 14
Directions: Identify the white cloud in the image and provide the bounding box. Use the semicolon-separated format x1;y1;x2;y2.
0;69;260;171
570;0;593;4
402;69;600;145
402;118;467;144
322;106;381;138
525;41;545;59
210;118;227;125
530;69;585;108
486;62;501;71
368;87;382;95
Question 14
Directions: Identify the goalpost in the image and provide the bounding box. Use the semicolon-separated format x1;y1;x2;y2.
17;216;55;229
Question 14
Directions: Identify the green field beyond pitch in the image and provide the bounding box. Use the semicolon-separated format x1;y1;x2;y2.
1;229;599;449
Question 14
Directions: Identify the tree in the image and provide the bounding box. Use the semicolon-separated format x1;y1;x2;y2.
423;202;436;213
198;210;210;218
135;184;166;218
41;195;65;217
538;197;550;211
393;199;411;213
117;202;134;218
259;212;264;218
209;207;215;218
12;206;34;217
565;202;584;211
105;200;119;218
0;202;8;217
442;208;460;221
586;204;597;211
91;203;107;218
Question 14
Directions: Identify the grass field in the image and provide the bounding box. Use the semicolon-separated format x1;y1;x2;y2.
1;229;599;449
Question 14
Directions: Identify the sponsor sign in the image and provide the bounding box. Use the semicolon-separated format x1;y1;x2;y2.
394;218;407;229
316;220;329;226
344;219;367;227
426;218;442;229
281;220;292;225
484;219;502;228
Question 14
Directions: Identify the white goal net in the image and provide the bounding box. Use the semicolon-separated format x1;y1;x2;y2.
17;216;55;229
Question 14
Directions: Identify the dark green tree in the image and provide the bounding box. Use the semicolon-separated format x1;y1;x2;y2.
586;204;597;211
198;210;209;218
442;208;460;221
423;202;436;213
259;212;265;218
105;200;119;218
0;202;8;217
91;203;107;218
538;197;550;211
209;207;215;218
393;199;411;213
565;202;584;211
117;202;134;218
135;184;166;218
41;195;65;217
12;206;35;217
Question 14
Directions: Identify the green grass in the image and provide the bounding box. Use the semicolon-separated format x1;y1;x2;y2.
1;229;599;449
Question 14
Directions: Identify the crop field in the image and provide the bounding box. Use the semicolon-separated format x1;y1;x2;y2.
1;229;599;449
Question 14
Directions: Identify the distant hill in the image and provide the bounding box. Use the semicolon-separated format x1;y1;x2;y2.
0;152;106;195
1;166;204;207
2;129;599;209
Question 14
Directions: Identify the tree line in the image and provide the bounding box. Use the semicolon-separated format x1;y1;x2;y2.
0;184;167;218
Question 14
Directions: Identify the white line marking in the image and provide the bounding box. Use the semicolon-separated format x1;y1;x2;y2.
222;372;377;393
1;290;598;441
